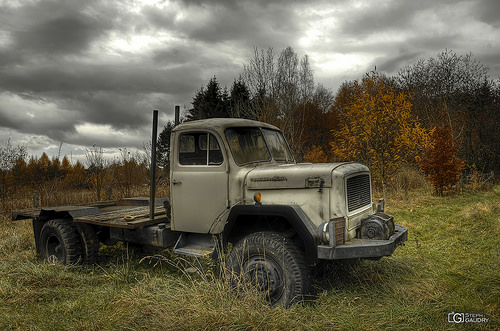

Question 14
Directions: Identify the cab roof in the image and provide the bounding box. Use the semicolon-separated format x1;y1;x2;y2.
172;118;281;133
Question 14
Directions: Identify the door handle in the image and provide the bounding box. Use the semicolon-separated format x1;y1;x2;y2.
172;179;182;185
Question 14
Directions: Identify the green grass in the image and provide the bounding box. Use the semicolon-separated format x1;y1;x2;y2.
1;187;499;330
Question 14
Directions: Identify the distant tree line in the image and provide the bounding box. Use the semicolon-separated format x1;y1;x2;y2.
0;142;153;207
159;47;499;194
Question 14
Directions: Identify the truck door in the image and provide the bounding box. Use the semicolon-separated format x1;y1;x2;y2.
170;131;228;233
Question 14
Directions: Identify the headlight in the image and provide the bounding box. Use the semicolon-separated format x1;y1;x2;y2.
317;217;345;246
316;221;335;246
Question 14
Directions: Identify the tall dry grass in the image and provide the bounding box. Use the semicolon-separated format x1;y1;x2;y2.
0;182;498;329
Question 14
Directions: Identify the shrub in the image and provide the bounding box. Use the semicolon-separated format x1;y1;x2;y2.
418;126;465;195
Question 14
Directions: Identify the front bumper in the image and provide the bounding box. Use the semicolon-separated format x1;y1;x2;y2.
317;224;408;260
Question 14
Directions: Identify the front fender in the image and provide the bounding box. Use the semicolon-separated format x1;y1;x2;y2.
223;204;318;265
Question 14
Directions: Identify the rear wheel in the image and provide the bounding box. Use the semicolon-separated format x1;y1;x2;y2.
40;219;83;265
226;232;310;307
75;223;100;264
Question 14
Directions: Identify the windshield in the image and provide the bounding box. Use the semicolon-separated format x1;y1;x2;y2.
262;128;294;162
225;127;294;165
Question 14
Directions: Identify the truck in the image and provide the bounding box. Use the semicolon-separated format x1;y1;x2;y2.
12;116;408;307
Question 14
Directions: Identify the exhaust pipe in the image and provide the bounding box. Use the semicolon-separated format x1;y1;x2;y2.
175;105;180;126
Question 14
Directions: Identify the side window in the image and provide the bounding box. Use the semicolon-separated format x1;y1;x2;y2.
179;135;195;153
199;134;224;165
179;133;223;166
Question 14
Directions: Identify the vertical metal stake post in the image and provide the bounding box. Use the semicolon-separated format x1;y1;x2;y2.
175;105;180;126
150;110;158;220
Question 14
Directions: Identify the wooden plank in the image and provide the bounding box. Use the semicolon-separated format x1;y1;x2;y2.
13;201;168;229
13;206;100;221
74;205;167;229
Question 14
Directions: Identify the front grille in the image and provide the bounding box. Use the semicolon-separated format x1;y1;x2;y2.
346;174;371;212
334;218;345;245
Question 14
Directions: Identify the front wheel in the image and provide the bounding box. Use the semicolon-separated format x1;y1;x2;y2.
40;219;83;264
226;232;310;307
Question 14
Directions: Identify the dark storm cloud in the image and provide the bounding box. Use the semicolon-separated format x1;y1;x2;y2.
1;0;113;56
335;0;464;38
13;15;106;55
152;47;197;66
1;62;197;94
337;1;419;37
374;51;423;74
369;32;464;75
329;1;453;56
474;0;500;27
313;0;495;80
143;0;302;48
0;92;78;138
0;104;20;129
478;52;500;79
0;58;201;134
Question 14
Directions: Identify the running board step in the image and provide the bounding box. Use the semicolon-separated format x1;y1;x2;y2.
173;233;215;258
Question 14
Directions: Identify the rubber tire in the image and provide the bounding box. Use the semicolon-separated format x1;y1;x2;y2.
226;232;310;307
75;223;100;264
40;219;83;265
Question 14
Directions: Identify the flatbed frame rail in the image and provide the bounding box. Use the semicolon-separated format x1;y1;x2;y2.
12;198;169;230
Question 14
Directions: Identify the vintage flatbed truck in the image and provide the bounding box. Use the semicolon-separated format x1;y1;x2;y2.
12;115;408;306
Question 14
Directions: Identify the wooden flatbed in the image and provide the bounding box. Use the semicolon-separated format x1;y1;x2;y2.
12;197;169;229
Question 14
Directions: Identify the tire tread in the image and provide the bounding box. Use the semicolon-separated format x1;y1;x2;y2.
227;231;310;307
76;223;100;264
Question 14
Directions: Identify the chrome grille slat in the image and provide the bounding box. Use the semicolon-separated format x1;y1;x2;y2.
346;174;371;212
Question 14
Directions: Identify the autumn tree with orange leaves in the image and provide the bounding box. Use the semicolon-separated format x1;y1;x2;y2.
331;71;430;195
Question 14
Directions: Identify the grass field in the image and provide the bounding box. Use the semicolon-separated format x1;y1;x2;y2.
0;187;498;330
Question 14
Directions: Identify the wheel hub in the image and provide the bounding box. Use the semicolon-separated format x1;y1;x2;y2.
245;256;282;298
46;234;63;263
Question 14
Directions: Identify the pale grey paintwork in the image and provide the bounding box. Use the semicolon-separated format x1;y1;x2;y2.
169;118;373;241
245;162;372;241
170;119;285;233
172;118;280;135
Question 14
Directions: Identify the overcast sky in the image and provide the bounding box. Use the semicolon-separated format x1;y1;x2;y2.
1;0;499;163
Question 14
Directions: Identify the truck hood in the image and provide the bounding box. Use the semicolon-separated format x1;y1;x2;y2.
246;162;357;189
